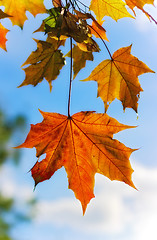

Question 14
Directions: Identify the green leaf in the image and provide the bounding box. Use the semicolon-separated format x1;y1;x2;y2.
44;8;61;32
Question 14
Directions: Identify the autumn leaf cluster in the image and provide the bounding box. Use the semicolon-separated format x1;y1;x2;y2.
0;0;156;213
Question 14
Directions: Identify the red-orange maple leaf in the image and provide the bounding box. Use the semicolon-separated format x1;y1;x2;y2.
17;110;136;213
0;10;11;50
0;23;9;51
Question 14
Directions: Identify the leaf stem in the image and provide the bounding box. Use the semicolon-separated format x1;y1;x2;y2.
75;0;90;10
144;10;157;24
69;0;75;9
68;37;73;117
73;0;81;11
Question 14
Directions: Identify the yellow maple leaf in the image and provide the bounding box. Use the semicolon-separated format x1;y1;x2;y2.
0;0;46;27
83;45;154;112
90;0;133;22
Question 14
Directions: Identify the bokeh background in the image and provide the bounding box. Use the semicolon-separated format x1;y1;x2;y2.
0;0;157;239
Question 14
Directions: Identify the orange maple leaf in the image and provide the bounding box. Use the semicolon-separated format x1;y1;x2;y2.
0;10;11;51
0;23;9;51
89;20;108;41
17;110;136;214
0;0;46;27
125;0;155;18
83;45;154;112
125;0;154;11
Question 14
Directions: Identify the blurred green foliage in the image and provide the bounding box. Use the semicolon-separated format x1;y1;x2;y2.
0;109;35;240
0;110;25;166
0;194;14;240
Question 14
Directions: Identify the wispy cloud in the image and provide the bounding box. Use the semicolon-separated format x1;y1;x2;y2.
1;162;157;239
33;162;157;239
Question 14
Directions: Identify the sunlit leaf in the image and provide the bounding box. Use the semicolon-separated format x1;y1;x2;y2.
89;20;108;41
83;45;154;112
90;0;133;22
125;0;154;16
0;0;46;27
0;23;9;51
17;110;136;214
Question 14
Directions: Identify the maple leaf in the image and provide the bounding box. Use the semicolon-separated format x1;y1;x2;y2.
125;0;154;11
89;20;108;41
73;10;108;41
83;45;154;112
70;9;108;41
34;19;68;41
76;37;100;52
0;0;46;27
125;0;156;22
19;38;65;91
44;8;101;51
66;44;94;79
44;8;61;32
0;23;9;51
90;0;133;22
44;8;93;44
17;110;136;214
0;10;11;51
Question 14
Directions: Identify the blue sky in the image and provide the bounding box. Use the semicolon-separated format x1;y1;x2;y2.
0;0;157;239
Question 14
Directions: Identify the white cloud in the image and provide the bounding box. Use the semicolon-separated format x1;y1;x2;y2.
1;162;157;240
33;162;157;240
0;165;34;203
